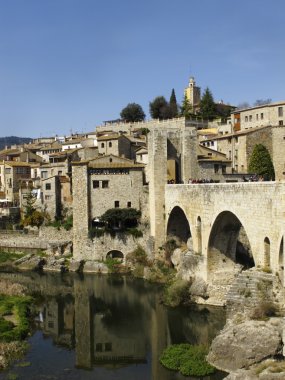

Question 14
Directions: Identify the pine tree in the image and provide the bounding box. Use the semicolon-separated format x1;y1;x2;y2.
169;89;178;118
248;144;275;180
199;87;216;120
180;94;193;119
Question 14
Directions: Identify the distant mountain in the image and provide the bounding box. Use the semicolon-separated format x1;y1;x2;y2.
0;136;33;150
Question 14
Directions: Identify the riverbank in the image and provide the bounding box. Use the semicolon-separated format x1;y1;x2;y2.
0;278;31;370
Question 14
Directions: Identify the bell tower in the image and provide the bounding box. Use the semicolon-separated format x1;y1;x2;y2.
184;76;201;107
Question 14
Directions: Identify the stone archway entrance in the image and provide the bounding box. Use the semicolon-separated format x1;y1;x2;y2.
106;250;124;261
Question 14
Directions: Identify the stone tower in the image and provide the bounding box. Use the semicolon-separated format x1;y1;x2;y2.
184;76;201;107
148;119;198;253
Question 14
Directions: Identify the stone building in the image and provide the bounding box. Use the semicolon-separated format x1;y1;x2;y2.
232;101;285;132
200;124;285;179
72;155;146;256
97;134;146;160
0;161;32;203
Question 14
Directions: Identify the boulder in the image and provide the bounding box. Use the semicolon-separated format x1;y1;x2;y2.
189;276;208;299
207;318;283;372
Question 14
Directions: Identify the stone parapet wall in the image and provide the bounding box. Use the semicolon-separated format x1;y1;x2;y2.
39;226;73;241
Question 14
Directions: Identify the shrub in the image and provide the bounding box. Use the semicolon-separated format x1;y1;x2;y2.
126;228;143;238
163;278;190;307
127;246;148;266
0;295;33;342
160;343;215;377
250;301;278;320
104;257;121;273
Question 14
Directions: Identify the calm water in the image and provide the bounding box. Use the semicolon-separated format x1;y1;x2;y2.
0;272;227;380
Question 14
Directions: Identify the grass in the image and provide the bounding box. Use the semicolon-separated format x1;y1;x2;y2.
0;295;33;342
160;343;216;377
0;251;26;263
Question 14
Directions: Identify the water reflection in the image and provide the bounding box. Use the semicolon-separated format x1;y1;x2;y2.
0;272;226;379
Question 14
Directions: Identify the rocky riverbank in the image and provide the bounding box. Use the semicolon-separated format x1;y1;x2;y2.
0;278;30;370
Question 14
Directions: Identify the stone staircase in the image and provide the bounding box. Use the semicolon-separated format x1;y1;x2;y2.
225;269;274;307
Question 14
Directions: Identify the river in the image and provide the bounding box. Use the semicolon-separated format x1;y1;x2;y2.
0;271;227;380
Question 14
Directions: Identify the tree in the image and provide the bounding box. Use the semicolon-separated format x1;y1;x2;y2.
169;89;178;118
199;87;216;119
254;99;272;106
248;144;275;180
149;96;168;120
101;208;141;230
22;189;44;227
236;102;251;110
180;94;193;119
120;103;145;122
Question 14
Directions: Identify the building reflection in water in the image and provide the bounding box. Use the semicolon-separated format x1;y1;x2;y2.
2;271;225;379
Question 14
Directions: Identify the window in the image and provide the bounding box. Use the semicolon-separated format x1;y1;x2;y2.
279;120;284;126
214;164;219;173
127;201;131;208
41;171;48;179
228;150;232;159
256;114;259;120
96;343;103;352
222;165;226;174
93;180;100;188
5;168;11;174
245;116;248;122
101;143;105;148
45;195;52;200
102;180;109;188
235;149;238;159
105;343;112;352
58;171;62;175
211;141;214;146
114;201;119;208
261;113;264;120
109;142;112;147
45;183;51;190
278;107;283;117
249;115;252;122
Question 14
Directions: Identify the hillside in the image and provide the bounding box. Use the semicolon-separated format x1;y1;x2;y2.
0;136;32;150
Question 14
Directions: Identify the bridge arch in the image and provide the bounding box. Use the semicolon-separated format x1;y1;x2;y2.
166;205;191;244
208;211;254;279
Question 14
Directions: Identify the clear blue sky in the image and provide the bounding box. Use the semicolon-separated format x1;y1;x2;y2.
0;0;284;138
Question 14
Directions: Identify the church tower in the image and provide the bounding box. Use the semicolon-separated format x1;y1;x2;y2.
184;77;201;107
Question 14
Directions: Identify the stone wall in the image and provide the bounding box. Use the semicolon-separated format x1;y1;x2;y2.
89;169;143;217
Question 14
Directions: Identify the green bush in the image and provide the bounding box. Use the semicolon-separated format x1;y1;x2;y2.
127;246;148;266
0;295;33;342
126;228;143;238
163;278;190;307
104;257;121;273
160;343;215;377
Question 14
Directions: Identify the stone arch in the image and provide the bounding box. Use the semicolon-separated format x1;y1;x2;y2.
196;216;202;254
264;237;271;268
278;237;284;285
166;206;191;244
106;250;124;261
208;211;254;279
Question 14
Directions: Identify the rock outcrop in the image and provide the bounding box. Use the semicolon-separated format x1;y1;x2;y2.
207;318;283;372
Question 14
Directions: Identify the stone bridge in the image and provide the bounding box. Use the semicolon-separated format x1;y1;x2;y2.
161;182;285;284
